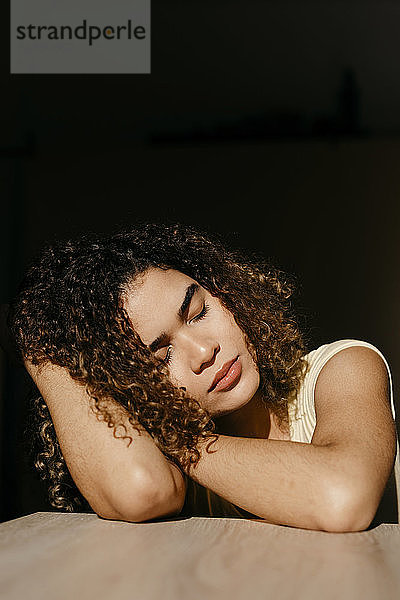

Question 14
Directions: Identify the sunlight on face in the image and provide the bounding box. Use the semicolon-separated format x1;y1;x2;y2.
123;268;260;418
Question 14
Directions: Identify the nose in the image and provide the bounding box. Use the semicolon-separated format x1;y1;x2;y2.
182;333;220;375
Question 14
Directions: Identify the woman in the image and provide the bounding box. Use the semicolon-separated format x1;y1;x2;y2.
8;223;399;531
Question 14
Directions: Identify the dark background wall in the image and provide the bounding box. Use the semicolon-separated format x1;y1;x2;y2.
1;0;400;521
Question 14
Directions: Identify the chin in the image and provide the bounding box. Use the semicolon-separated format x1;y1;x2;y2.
210;382;259;419
196;362;260;419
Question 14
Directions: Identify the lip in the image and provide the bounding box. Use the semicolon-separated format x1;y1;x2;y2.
208;356;242;392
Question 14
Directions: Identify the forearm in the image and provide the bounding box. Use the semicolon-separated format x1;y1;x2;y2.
183;434;354;531
25;360;180;521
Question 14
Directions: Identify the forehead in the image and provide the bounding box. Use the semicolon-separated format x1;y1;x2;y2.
123;268;198;344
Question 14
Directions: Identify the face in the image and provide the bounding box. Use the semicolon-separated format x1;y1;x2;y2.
123;268;260;418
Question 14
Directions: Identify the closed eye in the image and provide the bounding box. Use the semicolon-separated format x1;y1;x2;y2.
190;302;210;323
158;303;210;365
163;345;173;365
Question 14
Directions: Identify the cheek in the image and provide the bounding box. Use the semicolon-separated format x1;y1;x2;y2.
165;362;192;394
166;361;205;403
166;366;183;389
248;358;261;389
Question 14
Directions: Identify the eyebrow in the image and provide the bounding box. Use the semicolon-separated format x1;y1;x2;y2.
149;283;200;352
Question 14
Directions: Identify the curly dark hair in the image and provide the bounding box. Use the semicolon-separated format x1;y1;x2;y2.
9;222;309;512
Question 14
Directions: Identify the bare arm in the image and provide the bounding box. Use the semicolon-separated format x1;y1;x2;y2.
25;360;187;522
182;347;397;532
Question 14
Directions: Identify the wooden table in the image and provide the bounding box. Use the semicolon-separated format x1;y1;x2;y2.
1;512;400;599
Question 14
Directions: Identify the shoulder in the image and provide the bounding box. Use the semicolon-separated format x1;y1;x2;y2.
311;338;395;451
302;338;392;398
313;342;391;423
316;343;389;388
289;338;396;462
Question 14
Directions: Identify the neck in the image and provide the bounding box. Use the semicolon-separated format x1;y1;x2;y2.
213;391;272;439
